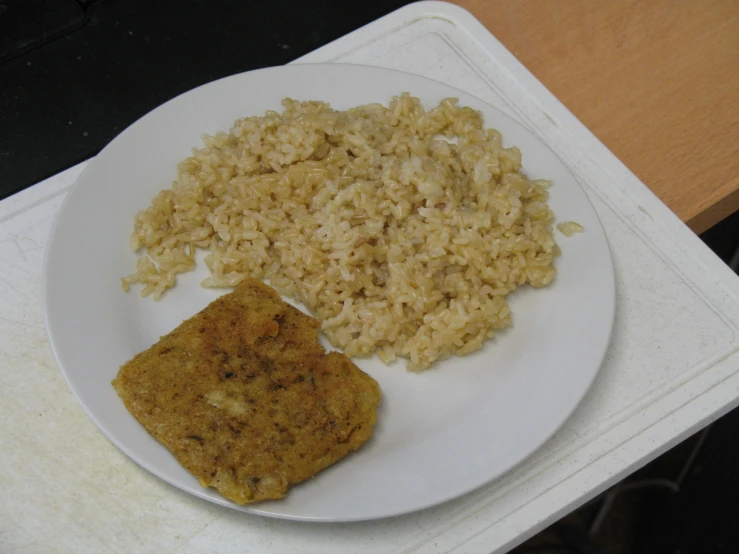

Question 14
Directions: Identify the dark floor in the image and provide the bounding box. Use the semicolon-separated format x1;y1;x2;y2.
2;2;738;552
0;0;416;197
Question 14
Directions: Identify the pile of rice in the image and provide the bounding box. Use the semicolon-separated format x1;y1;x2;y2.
123;93;559;370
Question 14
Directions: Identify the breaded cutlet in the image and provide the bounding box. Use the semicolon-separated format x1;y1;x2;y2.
112;279;381;504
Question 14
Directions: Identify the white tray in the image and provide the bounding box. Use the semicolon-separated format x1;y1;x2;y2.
2;2;739;552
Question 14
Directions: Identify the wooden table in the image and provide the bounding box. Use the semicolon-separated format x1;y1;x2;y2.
451;0;739;234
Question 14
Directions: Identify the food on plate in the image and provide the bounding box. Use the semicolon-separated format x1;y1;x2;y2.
112;279;381;505
557;221;584;237
122;93;559;370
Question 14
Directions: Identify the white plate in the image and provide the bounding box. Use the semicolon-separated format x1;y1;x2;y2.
44;64;615;522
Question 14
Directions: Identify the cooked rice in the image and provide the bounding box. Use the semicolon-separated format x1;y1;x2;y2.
557;221;584;237
122;93;559;370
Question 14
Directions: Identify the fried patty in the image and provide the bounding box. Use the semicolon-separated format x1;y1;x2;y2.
112;279;381;504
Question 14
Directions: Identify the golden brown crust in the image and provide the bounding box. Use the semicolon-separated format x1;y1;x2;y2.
112;279;380;504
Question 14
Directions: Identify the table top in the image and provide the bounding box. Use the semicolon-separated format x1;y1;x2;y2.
452;0;739;234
